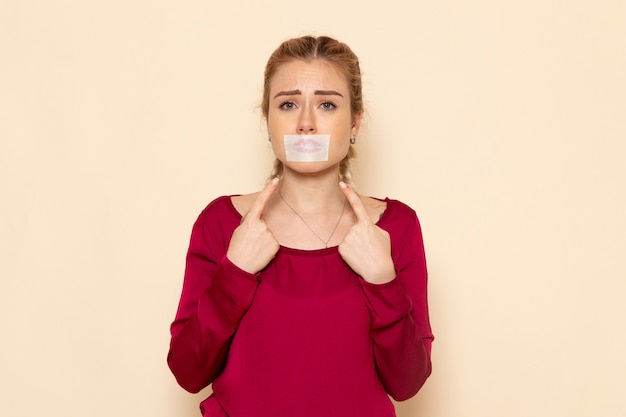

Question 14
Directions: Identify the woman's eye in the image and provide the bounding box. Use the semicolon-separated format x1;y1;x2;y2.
279;101;296;110
320;102;336;110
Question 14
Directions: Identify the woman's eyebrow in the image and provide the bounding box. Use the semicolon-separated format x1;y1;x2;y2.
273;89;344;98
273;89;301;99
314;90;343;97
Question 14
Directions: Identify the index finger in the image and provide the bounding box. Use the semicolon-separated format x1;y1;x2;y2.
339;181;371;223
246;177;280;220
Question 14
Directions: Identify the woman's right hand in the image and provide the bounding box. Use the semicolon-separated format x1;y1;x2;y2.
226;178;280;274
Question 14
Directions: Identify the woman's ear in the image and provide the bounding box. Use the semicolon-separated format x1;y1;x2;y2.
351;113;363;137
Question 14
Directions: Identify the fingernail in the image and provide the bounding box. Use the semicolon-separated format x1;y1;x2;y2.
339;181;347;189
271;177;279;185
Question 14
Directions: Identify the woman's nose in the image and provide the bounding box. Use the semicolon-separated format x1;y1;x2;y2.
297;107;317;134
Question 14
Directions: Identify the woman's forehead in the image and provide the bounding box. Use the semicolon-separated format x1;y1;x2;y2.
270;59;349;93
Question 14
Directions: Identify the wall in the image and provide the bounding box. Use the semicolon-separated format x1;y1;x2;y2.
1;1;624;416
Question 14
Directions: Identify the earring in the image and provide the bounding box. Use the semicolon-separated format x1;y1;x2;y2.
350;136;356;144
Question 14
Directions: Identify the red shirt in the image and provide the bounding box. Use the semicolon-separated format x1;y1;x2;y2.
168;196;433;417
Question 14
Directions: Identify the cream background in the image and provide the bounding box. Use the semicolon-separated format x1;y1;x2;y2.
1;1;625;416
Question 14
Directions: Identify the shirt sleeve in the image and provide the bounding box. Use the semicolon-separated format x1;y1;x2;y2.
358;207;433;401
167;207;261;393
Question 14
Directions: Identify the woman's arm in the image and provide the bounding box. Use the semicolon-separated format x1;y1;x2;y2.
168;183;279;393
359;210;433;401
167;211;261;393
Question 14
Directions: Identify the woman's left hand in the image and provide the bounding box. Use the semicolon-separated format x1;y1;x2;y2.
338;182;396;284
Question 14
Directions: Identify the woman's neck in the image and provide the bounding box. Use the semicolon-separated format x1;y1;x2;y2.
278;170;347;213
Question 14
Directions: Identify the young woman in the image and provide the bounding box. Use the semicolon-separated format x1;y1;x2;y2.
168;35;434;417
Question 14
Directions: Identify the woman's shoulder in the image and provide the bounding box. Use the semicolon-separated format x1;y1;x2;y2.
387;197;419;216
374;197;425;249
195;195;241;225
369;196;418;224
196;192;267;223
229;193;260;218
362;196;388;224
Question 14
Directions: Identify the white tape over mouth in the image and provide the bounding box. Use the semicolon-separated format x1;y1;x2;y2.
284;135;331;162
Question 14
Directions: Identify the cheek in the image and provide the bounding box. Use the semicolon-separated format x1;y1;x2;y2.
266;111;286;131
270;138;285;159
329;137;351;162
267;120;284;149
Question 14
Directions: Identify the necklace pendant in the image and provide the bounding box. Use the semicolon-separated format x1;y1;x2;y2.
278;186;348;249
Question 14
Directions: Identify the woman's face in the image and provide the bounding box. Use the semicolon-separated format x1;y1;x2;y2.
267;59;360;176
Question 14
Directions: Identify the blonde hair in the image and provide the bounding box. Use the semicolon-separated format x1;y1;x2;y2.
262;36;363;182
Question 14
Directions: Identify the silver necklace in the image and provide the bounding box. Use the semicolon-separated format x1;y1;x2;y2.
278;186;348;248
